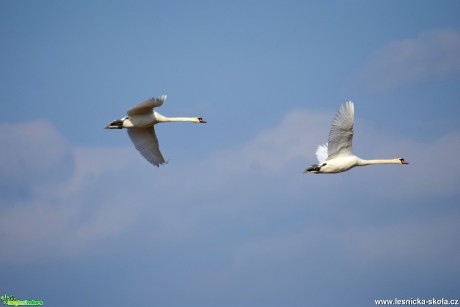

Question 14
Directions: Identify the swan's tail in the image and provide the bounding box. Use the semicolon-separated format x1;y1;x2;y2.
304;165;321;173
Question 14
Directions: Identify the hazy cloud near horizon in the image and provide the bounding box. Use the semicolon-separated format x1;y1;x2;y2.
348;28;460;93
1;109;459;265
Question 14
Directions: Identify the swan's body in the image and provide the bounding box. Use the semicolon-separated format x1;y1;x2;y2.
305;101;408;174
106;95;206;167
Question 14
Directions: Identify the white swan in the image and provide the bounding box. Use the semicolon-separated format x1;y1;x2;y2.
305;101;408;174
106;95;206;167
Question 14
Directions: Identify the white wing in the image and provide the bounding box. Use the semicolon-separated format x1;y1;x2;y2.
315;143;328;164
127;127;166;167
127;95;167;116
326;101;354;160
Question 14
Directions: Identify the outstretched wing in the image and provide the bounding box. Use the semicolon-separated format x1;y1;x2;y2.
127;127;166;167
315;143;328;164
127;95;167;116
326;101;354;160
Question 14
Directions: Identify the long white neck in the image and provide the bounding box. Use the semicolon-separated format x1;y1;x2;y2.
358;158;401;166
162;117;198;122
156;113;199;123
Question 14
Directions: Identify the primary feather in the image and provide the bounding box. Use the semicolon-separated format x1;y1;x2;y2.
326;101;354;160
127;95;167;116
127;127;166;167
315;143;328;164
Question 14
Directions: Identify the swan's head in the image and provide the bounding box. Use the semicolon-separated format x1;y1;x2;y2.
398;158;409;164
197;117;206;123
105;117;127;129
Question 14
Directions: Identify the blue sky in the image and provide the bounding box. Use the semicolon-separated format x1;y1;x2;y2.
1;1;460;306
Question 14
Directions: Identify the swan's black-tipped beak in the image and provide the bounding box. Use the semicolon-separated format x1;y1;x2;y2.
400;158;409;164
198;117;206;123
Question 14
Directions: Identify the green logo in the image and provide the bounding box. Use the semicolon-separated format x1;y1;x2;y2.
0;295;15;305
0;294;43;306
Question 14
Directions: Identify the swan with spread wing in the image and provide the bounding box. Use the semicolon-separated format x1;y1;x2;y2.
304;101;408;174
106;95;206;167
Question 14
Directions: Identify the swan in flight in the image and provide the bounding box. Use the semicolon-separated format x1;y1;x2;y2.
304;101;408;174
106;95;206;167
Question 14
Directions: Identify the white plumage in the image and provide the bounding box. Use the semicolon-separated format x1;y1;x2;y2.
305;101;408;174
106;95;206;167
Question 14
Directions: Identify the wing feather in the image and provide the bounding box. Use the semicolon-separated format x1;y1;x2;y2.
127;95;167;116
326;101;354;160
315;143;328;164
127;127;166;167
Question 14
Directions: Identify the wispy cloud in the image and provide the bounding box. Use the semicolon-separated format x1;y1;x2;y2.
0;120;73;201
0;121;143;262
191;109;330;173
349;29;460;93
